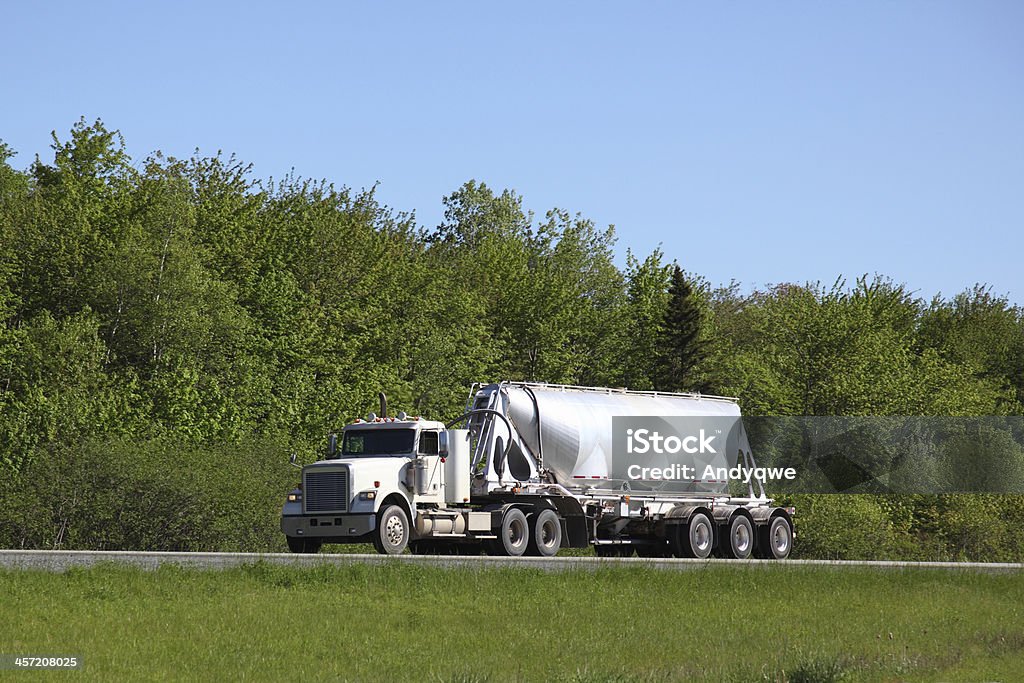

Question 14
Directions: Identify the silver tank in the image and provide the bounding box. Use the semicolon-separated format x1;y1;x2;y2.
476;383;749;495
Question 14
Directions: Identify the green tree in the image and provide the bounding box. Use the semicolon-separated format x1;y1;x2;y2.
918;285;1024;413
617;249;672;390
0;310;145;470
653;265;708;392
428;182;624;386
746;277;1002;416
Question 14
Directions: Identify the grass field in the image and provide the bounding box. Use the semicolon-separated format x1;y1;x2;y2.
1;562;1022;682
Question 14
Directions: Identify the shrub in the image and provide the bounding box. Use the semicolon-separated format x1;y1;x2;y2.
0;435;298;552
786;495;902;560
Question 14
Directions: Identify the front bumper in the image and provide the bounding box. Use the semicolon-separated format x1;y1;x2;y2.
281;513;376;539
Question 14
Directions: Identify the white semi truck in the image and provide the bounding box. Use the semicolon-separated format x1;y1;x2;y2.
280;382;794;559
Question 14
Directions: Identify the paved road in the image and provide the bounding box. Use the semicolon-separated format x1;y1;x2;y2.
1;550;1022;573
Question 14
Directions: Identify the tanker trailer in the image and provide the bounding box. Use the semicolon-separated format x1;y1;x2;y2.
454;382;794;559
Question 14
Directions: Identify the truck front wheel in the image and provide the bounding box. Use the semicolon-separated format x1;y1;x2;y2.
374;504;410;555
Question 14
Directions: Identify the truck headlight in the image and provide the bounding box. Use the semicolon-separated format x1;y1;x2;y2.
287;492;303;502
358;491;377;501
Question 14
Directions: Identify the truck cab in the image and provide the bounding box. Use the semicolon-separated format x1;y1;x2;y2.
280;413;470;554
284;417;452;557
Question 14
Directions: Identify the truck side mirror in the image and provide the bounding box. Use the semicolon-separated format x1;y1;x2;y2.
439;431;449;457
327;433;338;458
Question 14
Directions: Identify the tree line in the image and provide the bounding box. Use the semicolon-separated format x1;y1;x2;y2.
1;119;1022;557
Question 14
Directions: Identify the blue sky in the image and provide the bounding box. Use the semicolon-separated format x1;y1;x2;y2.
3;1;1022;303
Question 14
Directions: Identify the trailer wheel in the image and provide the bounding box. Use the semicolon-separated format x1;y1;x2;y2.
286;536;322;554
756;516;793;560
680;512;714;559
527;509;562;557
373;504;410;555
491;508;529;556
723;515;754;560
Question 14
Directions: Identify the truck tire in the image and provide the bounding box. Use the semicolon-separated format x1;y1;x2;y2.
527;509;562;557
491;507;529;556
722;515;754;560
286;536;322;554
373;504;410;555
680;512;714;559
756;516;793;560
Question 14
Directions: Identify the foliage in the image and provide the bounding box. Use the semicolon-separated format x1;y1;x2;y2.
777;493;1024;562
783;494;911;561
0;435;296;552
652;265;708;392
617;249;672;390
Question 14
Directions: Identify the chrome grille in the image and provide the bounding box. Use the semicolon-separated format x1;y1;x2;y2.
303;467;349;513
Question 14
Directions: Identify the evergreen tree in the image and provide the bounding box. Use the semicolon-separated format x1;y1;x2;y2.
653;266;707;392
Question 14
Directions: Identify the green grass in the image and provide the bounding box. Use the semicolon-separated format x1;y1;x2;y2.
1;563;1022;682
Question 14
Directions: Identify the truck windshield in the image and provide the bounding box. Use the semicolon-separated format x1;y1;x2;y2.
340;428;415;457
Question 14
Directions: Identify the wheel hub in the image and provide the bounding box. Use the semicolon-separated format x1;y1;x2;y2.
386;515;404;545
773;524;790;553
735;525;750;552
694;523;710;551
